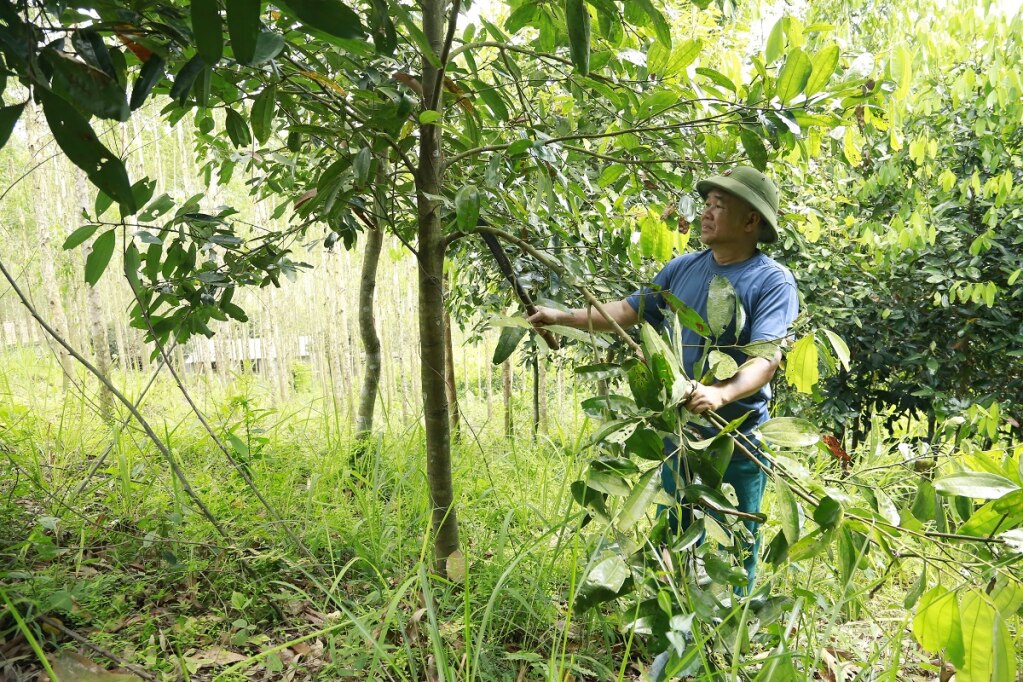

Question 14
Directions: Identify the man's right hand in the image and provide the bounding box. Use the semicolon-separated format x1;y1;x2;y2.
527;300;639;332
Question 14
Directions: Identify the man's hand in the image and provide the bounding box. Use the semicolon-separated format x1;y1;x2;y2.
527;306;568;327
684;383;730;414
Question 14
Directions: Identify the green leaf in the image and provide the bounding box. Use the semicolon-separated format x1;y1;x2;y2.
774;478;800;544
43;48;129;122
252;31;286;64
910;478;938;523
586;469;633;497
565;0;591;75
574;554;631;612
368;0;397;55
776;48;812;104
804;44;840;96
764;17;786;64
455;185;481;231
225;108;252;148
933;472;1020;500
170;54;206;105
662;292;711;338
707;350;738;380
85;229;116;286
904;564;927;609
758;417;820;448
251;84;277;144
822;329;850;372
624;427;664;461
629;0;671;47
277;0;366;40
63;225;100;251
574;363;623;381
740;340;781;360
192;0;224;65
813;496;843;528
0;102;26;150
618;467;661;531
706;275;737;337
130;55;165;111
912;586;965;668
226;0;261;65
419;110;442;124
785;334;819;393
39;90;136;215
627;361;662;411
739;128;768;171
492;326;527;364
959;590;1015;682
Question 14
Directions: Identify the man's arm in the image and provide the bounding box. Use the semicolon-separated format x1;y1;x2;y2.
684;354;781;415
527;299;640;332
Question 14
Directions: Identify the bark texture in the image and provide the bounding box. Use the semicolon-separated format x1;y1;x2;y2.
417;0;459;569
355;226;384;440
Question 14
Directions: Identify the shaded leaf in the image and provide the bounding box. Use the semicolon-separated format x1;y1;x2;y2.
226;0;261;64
130;54;165;111
455;184;480;231
63;225;99;251
277;0;366;40
192;0;224;65
85;229;116;285
40;90;136;214
44;47;129;121
492;326;526;365
618;467;661;531
565;0;590;74
774;478;800;544
0;102;25;150
251;84;277;143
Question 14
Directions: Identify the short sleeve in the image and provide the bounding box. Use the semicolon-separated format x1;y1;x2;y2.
749;270;799;344
625;261;677;328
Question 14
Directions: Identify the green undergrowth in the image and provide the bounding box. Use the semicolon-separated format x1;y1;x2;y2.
1;352;1019;680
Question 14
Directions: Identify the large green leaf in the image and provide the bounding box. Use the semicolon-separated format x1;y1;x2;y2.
251;84;277;144
764;17;786;64
39;90;136;214
0;102;26;150
912;585;965;667
191;0;224;64
492;326;526;364
226;0;261;64
706;275;737;337
813;496;843;528
933;472;1020;500
628;0;671;47
804;44;840;96
624;427;664;461
225;108;252;147
958;490;1023;536
784;334;818;394
618;467;661;531
455;185;481;231
564;0;590;75
662;292;711;338
43;48;129;121
958;590;1016;682
758;417;819;449
277;0;366;40
574;554;631;612
740;128;768;171
776;48;812;104
627;360;662;411
84;229;116;285
368;0;397;55
822;329;850;372
774;478;800;544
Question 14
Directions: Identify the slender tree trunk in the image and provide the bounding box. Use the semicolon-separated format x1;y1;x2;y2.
503;360;513;438
531;355;539;441
29;109;74;390
537;357;547;435
355;226;384;440
417;0;459;570
443;289;460;439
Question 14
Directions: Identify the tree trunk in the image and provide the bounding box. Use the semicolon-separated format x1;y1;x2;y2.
355;226;384;440
532;355;539;441
443;287;460;439
29;108;75;390
417;0;460;570
503;359;514;439
537;356;547;435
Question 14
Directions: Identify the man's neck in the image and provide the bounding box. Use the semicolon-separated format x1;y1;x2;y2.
710;244;758;265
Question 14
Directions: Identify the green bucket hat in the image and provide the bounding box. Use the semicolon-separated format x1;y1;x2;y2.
696;166;780;243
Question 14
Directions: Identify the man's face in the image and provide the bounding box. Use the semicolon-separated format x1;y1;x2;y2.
699;188;759;248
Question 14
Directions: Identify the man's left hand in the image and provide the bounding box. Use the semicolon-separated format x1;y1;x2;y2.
685;383;729;414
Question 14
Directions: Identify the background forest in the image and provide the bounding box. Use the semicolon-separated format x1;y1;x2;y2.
0;0;1021;679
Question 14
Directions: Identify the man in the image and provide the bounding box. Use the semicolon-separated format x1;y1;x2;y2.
528;166;799;592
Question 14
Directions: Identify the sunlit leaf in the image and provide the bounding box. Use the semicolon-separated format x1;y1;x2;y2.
758;417;820;448
85;229;116;286
912;585;965;668
784;334;819;393
934;472;1020;500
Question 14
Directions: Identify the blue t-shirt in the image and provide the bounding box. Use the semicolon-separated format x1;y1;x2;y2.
625;249;799;433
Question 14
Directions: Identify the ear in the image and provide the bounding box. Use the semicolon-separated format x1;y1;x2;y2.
745;210;762;234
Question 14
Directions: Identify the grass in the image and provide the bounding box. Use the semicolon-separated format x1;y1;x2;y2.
0;348;1018;681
